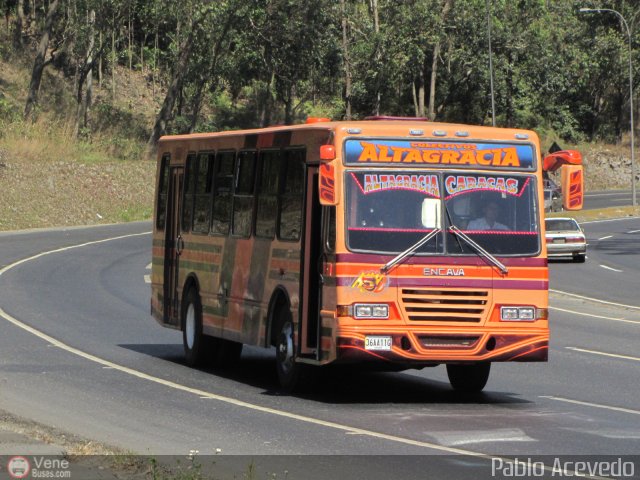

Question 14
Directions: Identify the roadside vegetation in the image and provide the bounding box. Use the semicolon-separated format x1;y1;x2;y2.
0;0;639;231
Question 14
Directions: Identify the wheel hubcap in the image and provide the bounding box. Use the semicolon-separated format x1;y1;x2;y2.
277;321;294;374
185;304;196;350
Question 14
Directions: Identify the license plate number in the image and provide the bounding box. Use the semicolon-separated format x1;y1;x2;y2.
365;336;392;351
553;238;565;243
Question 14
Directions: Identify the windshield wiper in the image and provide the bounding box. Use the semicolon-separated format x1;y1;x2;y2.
448;225;509;275
380;228;441;274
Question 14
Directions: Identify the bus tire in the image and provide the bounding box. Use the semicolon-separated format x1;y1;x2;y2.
274;306;303;391
182;288;211;367
446;362;491;393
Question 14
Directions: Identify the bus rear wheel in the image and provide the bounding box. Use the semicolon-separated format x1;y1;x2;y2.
446;363;491;393
274;307;304;391
182;288;213;367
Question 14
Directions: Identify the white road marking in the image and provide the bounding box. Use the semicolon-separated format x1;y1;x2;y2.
549;306;640;325
565;427;640;440
0;231;612;479
144;275;151;284
566;347;640;363
599;264;623;273
540;396;640;416
581;216;640;224
146;263;152;269
550;289;640;311
584;192;627;197
0;232;152;277
426;429;535;446
627;229;640;234
597;235;612;241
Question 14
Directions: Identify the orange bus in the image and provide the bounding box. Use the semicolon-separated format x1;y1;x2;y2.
151;117;550;392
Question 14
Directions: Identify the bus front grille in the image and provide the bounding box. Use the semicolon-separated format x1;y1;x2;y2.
418;335;481;348
400;289;489;322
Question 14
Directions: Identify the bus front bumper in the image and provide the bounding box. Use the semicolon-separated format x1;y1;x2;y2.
334;328;548;365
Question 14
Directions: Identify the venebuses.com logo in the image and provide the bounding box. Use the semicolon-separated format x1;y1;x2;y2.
6;455;71;478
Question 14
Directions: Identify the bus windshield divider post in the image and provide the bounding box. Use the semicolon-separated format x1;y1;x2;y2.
380;228;442;275
448;225;509;275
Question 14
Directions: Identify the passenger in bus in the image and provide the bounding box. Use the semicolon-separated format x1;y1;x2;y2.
467;201;508;231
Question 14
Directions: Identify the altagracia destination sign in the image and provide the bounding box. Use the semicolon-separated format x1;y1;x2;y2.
344;140;535;169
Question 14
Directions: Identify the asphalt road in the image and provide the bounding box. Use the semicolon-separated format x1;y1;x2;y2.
0;220;639;478
583;189;634;210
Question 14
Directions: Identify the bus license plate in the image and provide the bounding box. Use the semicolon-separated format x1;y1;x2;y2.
365;336;392;351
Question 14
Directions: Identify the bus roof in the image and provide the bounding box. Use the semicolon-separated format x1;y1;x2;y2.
158;120;539;145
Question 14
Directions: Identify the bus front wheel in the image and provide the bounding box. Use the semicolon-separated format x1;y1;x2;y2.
274;307;303;391
446;363;491;393
182;288;212;367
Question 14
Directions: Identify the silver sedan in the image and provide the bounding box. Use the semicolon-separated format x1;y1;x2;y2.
545;217;586;262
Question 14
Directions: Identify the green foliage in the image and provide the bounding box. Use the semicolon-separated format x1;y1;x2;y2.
4;0;640;144
0;95;20;127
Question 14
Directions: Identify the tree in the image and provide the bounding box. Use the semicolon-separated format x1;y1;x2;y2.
12;0;23;49
148;1;240;145
24;0;61;120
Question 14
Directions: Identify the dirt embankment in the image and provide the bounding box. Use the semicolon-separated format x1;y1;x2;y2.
581;145;639;191
0;150;155;231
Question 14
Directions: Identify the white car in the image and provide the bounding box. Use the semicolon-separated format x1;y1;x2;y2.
545;217;586;262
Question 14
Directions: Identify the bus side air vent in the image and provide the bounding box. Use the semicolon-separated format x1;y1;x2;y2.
400;289;488;323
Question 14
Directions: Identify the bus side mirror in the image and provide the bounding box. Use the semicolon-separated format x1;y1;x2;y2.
560;164;584;210
421;198;442;229
319;162;338;205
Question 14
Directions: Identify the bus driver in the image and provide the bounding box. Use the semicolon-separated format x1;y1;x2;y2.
467;201;508;231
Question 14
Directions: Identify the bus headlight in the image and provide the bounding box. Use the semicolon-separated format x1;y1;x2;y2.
500;306;536;321
354;304;389;319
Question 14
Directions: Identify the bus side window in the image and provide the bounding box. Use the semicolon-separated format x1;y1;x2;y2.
156;153;170;231
211;151;235;236
232;150;257;237
279;149;305;241
255;149;282;238
182;153;197;233
192;152;215;234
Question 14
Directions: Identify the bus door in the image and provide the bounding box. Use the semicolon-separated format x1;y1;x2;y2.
299;165;323;359
163;166;184;326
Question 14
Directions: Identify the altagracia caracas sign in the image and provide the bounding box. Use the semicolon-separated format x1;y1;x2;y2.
344;140;535;169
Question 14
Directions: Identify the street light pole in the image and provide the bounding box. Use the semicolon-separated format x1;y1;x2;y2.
580;7;637;207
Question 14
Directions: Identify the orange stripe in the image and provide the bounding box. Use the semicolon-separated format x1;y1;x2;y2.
335;263;546;279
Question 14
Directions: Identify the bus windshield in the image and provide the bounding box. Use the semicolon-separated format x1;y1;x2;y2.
346;171;443;254
346;171;540;256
